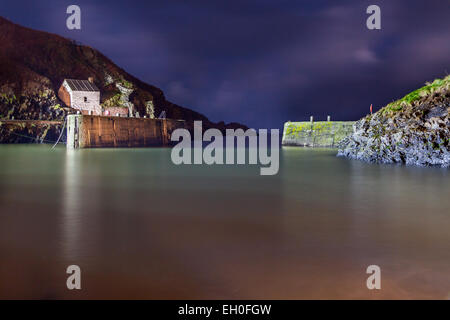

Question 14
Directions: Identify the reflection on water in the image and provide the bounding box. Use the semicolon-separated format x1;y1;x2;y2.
0;145;449;299
62;150;81;262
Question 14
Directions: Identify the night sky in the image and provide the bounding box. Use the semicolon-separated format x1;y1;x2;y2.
2;0;450;129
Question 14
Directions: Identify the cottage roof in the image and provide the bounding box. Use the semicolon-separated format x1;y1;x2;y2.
64;79;99;92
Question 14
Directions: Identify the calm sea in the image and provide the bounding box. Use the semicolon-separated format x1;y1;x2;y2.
0;145;449;299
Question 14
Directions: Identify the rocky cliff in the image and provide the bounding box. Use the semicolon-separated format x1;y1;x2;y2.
0;16;246;141
0;120;64;144
338;75;450;167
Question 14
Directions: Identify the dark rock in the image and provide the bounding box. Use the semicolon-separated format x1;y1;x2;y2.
425;105;448;120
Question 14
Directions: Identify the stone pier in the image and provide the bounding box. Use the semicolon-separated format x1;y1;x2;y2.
282;120;354;147
67;115;188;149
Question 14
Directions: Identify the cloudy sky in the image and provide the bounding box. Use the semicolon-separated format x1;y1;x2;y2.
3;0;450;128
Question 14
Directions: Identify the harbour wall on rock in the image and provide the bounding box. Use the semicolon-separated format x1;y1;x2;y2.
67;115;188;149
282;121;355;147
0;120;64;144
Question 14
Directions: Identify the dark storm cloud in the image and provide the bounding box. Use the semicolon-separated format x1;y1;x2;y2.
2;0;450;128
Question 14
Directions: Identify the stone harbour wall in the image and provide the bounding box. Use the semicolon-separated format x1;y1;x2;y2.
282;121;355;147
67;115;188;149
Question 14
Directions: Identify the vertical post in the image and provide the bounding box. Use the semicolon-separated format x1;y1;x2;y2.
328;115;333;146
67;114;82;149
161;118;168;146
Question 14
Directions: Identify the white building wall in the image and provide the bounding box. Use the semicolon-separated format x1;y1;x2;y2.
71;91;101;114
63;80;101;115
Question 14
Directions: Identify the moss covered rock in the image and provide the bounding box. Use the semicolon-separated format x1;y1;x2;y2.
338;75;450;167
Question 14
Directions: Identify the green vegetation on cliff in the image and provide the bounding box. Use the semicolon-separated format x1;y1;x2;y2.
383;75;450;114
339;74;450;167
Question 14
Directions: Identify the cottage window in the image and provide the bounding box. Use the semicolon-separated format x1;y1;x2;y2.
84;97;87;102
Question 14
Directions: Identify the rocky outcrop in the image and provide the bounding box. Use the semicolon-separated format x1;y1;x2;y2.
338;76;450;167
0;90;69;121
0;16;247;143
145;101;155;119
0;120;64;144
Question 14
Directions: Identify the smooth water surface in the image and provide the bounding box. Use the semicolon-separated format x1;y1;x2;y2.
0;145;449;299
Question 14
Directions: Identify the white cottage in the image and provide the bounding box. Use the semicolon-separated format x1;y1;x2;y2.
58;78;101;115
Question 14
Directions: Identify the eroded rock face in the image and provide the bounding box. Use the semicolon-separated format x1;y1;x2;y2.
0;90;68;121
145;101;155;119
115;82;135;115
0;121;64;144
338;89;450;167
